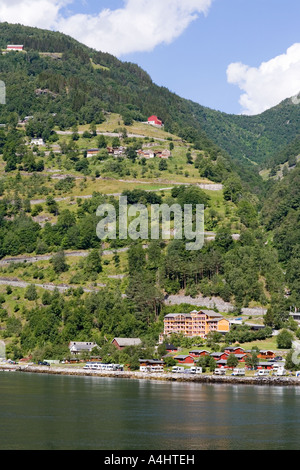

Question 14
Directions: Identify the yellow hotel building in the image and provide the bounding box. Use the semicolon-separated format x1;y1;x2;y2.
163;310;230;339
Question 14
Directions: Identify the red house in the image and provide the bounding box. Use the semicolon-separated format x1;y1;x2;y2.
257;362;274;370
224;347;245;355
211;352;229;361
235;354;247;362
189;350;210;358
257;350;276;360
148;115;163;127
174;355;195;365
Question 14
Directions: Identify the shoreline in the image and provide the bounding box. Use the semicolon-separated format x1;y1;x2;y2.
1;364;300;387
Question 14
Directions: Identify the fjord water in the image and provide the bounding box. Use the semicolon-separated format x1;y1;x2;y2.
1;373;300;450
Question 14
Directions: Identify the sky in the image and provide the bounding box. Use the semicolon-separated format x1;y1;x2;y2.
0;0;300;115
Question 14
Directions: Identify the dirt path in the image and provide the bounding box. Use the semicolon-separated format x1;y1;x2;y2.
0;247;131;266
0;277;104;293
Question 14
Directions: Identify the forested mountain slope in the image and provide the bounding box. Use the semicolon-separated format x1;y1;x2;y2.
261;165;300;315
0;22;299;362
1;23;299;184
191;96;300;164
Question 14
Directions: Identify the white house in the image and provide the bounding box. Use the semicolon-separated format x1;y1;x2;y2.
147;115;163;127
87;148;100;158
30;138;45;146
68;342;99;355
136;149;155;159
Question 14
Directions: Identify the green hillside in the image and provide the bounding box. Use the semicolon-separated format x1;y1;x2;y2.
0;22;299;363
192;96;300;165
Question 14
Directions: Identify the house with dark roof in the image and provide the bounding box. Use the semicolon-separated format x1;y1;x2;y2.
189;349;210;358
235;354;247;362
174;355;195;365
210;352;229;361
165;343;178;352
139;359;164;367
257;362;276;370
224;346;245;355
257;350;276;360
216;359;228;368
112;338;142;350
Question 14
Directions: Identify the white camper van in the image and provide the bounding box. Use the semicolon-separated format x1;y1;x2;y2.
273;368;286;376
232;368;245;376
255;370;270;377
214;368;226;376
189;367;203;375
172;366;185;373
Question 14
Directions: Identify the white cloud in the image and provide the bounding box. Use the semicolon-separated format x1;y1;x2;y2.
0;0;213;56
58;0;214;56
227;44;300;115
0;0;70;30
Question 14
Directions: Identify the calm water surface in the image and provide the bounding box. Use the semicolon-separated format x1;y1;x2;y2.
1;372;300;450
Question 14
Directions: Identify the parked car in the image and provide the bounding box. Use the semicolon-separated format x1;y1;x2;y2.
38;361;50;367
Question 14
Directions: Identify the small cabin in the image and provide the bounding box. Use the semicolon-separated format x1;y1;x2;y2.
174;355;195;365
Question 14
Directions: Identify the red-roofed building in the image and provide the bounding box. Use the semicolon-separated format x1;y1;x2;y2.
7;45;24;51
148;115;163;127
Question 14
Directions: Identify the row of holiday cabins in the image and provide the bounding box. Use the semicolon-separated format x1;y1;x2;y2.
168;347;280;370
67;340;280;371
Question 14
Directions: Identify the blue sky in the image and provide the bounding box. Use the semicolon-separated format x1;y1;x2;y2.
124;0;300;114
1;0;300;115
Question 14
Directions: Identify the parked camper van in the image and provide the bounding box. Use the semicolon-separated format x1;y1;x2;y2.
172;366;185;373
273;368;286;376
214;368;226;376
255;370;270;377
150;365;164;373
232;368;245;376
84;363;123;371
189;367;203;375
